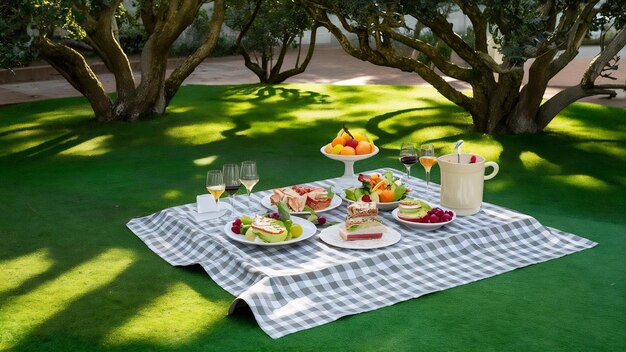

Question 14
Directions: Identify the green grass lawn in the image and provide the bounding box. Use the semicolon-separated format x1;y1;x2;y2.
0;84;624;351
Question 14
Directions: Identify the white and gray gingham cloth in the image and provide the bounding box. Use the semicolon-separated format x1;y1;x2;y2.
127;168;596;339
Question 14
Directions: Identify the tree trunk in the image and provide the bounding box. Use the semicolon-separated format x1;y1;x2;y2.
39;38;113;122
503;100;541;133
268;24;320;84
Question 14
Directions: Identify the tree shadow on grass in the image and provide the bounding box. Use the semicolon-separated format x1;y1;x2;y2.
365;103;470;146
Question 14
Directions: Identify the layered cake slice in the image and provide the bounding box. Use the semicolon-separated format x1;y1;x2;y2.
339;201;386;241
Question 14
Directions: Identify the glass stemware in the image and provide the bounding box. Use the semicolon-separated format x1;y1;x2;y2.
239;161;259;209
223;164;241;211
419;144;437;200
399;142;418;180
206;170;225;206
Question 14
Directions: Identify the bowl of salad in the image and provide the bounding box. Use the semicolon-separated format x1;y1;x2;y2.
342;171;409;211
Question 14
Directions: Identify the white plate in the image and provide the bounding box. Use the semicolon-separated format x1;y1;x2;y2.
320;145;379;161
224;216;317;246
341;193;400;211
391;203;455;231
261;194;342;215
318;223;401;249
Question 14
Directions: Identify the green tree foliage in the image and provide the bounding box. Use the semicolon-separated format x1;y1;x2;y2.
226;0;319;83
0;0;82;69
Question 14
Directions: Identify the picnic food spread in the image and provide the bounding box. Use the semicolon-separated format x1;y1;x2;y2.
339;201;386;241
128;163;597;339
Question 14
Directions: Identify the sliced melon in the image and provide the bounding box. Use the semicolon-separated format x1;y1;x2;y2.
255;230;288;243
244;227;257;241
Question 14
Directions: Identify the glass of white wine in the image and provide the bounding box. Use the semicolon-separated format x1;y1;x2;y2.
239;161;259;209
419;144;437;200
206;170;225;207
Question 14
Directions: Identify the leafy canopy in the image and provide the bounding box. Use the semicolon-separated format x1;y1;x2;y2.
226;0;312;53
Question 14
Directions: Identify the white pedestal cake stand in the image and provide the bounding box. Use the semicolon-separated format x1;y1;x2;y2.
320;145;379;190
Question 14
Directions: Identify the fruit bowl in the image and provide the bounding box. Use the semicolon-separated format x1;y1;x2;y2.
320;145;379;162
320;145;379;188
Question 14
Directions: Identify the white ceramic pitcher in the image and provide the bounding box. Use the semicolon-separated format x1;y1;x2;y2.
437;153;499;216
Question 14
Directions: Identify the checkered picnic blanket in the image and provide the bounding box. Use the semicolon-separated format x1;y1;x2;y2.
127;168;596;339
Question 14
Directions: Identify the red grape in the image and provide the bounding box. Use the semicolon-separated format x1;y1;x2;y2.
231;226;241;234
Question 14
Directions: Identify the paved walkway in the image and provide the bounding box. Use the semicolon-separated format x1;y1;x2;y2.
1;46;624;108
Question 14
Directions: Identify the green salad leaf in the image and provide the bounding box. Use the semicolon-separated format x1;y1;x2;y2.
275;201;292;233
344;188;356;201
325;186;334;200
392;184;407;201
276;201;291;220
304;205;318;223
383;170;394;186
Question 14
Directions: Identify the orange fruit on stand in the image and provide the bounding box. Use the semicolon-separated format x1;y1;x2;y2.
379;189;394;202
324;144;333;154
340;146;356;155
355;141;372;155
332;137;346;147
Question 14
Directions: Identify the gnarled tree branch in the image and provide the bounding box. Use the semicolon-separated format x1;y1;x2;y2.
165;0;225;102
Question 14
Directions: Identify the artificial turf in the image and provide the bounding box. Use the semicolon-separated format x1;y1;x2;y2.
0;84;624;351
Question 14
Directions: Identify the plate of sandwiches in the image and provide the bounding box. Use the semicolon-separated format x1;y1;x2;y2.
319;201;401;249
391;199;456;230
262;186;342;214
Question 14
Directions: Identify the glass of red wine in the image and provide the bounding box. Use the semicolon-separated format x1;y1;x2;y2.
223;164;241;211
399;142;418;180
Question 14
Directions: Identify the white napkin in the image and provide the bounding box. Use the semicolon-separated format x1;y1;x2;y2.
197;194;219;213
194;195;232;222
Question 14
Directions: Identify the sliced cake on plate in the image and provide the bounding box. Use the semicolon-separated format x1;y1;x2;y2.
339;201;387;241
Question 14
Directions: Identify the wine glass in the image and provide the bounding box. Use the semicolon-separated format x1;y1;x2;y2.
419;144;437;200
223;164;241;211
206;170;225;207
399;142;418;180
239;161;259;209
